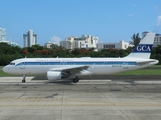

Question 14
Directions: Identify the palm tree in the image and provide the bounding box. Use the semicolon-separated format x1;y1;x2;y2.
129;33;141;47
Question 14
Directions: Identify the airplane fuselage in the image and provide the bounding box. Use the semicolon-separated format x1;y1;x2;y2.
3;57;158;76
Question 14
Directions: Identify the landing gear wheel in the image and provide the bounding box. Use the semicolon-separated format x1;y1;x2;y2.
22;80;26;83
22;75;26;83
73;77;79;83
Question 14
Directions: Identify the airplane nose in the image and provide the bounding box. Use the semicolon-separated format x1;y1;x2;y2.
2;66;6;73
3;66;9;73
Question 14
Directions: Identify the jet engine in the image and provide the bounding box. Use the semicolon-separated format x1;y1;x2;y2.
47;71;62;81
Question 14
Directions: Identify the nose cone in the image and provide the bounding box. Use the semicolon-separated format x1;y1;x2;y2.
3;66;7;73
3;66;10;74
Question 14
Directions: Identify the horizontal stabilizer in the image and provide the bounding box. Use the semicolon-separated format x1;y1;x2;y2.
137;60;158;65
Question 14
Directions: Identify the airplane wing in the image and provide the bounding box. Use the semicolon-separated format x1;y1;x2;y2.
47;65;92;82
49;65;90;74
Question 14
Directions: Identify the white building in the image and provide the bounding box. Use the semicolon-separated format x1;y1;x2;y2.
23;30;37;47
0;28;6;41
44;42;54;49
142;31;161;47
0;28;18;46
60;35;99;49
97;40;129;50
0;40;18;46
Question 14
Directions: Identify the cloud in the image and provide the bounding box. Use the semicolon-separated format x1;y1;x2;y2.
153;16;161;33
127;14;134;17
154;6;157;8
50;36;61;46
154;6;161;15
157;16;161;26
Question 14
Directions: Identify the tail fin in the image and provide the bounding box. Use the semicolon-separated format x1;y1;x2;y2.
125;33;155;59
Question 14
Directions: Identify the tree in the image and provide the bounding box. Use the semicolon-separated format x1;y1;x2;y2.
26;44;44;53
129;33;141;47
50;44;59;49
22;49;28;54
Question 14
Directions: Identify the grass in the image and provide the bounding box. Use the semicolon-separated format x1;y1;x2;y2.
0;65;161;77
147;65;161;68
0;71;21;77
114;69;161;75
115;65;161;75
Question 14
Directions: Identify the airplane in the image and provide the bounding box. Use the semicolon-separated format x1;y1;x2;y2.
3;33;159;83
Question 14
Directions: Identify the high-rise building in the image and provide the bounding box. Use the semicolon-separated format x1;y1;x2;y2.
23;30;37;47
0;28;6;41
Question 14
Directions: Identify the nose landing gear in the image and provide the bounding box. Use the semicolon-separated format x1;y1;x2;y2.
22;75;26;83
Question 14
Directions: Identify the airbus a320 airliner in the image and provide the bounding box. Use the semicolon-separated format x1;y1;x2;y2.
3;33;159;83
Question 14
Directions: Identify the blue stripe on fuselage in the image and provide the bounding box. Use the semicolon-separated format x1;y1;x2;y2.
15;61;137;66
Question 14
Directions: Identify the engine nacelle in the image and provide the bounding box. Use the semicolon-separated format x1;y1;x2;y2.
47;71;62;81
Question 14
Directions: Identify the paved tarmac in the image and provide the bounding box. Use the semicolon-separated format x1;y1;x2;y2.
0;77;161;120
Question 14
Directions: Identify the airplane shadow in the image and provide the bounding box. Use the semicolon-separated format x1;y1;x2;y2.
31;75;111;81
30;75;160;85
48;80;75;85
31;76;74;85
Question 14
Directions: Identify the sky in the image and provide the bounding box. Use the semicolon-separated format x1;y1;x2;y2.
0;0;161;47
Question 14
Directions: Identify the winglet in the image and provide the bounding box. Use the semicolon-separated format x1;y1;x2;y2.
125;33;155;59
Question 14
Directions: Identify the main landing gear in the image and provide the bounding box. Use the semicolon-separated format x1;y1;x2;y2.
73;77;79;83
22;75;26;83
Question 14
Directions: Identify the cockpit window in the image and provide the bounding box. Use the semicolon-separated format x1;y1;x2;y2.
10;63;15;65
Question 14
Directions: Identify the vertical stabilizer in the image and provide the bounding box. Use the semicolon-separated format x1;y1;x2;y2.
125;33;155;59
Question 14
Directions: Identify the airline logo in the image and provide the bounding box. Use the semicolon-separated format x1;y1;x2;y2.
132;44;153;53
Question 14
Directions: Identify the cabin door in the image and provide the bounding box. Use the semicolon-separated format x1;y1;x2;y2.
123;62;128;69
20;62;25;69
